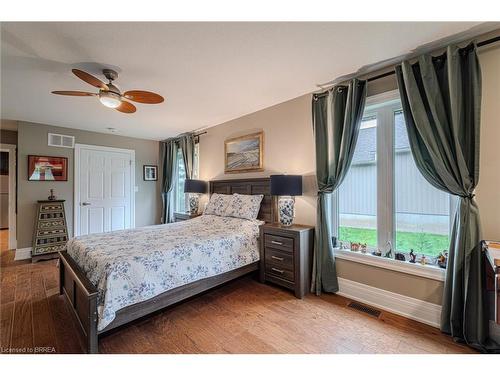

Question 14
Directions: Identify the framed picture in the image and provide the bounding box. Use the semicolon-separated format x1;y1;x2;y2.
143;165;158;181
28;155;68;181
224;131;264;173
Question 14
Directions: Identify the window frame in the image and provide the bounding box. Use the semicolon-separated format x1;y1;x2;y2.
332;89;453;279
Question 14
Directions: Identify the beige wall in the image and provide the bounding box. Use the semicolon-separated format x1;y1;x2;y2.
17;121;161;248
199;44;500;305
199;94;317;226
336;259;443;304
476;45;500;241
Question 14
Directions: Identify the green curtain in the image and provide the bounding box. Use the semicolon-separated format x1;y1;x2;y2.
178;134;195;179
311;78;367;295
160;139;178;224
396;43;498;352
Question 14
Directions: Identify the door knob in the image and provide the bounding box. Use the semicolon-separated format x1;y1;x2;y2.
81;202;91;206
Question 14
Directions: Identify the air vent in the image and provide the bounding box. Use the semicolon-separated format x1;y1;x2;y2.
347;301;381;318
48;133;75;148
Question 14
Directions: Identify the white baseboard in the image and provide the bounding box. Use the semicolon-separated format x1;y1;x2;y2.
337;277;442;328
338;278;500;341
14;247;32;261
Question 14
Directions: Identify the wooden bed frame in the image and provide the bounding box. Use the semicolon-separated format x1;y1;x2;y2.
59;177;274;353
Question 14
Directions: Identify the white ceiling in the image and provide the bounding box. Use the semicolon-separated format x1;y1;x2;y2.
0;22;491;140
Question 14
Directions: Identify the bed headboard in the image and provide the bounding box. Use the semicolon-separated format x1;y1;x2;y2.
209;178;275;223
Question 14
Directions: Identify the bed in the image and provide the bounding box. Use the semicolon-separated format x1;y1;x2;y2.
59;178;274;353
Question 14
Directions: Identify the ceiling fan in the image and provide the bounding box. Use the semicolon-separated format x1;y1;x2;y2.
52;69;164;114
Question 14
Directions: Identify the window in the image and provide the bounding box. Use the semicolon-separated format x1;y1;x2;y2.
173;148;187;212
333;90;452;265
173;143;200;213
394;110;451;258
338;117;378;248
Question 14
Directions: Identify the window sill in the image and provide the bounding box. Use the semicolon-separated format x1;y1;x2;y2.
334;248;446;282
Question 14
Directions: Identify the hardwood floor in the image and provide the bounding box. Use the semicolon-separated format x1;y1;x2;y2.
0;230;8;252
0;239;476;354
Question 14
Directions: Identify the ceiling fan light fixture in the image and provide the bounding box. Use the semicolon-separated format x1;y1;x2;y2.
53;68;163;114
99;91;121;108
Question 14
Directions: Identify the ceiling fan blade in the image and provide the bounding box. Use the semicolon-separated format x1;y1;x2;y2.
116;100;137;114
52;90;96;96
72;69;109;90
123;90;164;104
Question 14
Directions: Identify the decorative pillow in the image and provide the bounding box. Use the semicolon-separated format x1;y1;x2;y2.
225;193;264;220
203;193;232;216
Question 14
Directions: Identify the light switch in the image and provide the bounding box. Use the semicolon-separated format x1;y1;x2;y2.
135;186;139;192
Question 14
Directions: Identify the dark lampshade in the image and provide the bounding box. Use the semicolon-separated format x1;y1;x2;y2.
270;175;302;196
184;179;207;194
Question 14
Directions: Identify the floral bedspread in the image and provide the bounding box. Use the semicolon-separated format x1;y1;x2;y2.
65;215;262;331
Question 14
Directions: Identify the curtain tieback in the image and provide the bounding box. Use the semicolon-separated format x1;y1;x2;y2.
317;189;334;195
459;193;475;200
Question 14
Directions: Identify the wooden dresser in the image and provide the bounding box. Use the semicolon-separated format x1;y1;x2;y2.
259;223;314;298
484;241;500;324
32;200;68;262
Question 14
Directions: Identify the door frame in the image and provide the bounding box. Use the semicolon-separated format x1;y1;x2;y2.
0;143;17;249
74;143;136;237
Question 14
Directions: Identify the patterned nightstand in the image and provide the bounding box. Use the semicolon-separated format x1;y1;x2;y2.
174;212;202;222
259;223;314;298
32;200;68;262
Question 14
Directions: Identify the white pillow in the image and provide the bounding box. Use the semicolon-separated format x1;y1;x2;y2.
203;193;232;216
225;193;264;220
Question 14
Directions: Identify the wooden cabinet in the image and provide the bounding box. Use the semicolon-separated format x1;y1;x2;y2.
259;223;314;298
484;241;500;324
173;212;202;222
32;200;68;262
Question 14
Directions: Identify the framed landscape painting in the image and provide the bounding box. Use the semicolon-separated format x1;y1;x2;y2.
224;131;264;173
28;155;68;181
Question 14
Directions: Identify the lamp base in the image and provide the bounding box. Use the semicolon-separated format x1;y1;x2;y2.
278;196;295;226
188;194;199;214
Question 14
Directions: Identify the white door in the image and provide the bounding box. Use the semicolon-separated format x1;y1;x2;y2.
75;144;135;236
0;144;16;249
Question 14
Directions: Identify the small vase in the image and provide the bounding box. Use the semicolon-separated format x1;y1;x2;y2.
188;194;199;214
278;196;294;226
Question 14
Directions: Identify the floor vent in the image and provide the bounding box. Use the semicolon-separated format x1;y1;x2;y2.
347;301;381;318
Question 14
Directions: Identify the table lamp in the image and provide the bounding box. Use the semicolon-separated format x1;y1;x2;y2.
270;175;302;226
184;179;207;214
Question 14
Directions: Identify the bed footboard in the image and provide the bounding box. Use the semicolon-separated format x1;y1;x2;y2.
59;251;259;354
59;251;99;354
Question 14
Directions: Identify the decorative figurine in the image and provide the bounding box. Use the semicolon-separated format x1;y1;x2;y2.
338;241;349;250
420;254;427;265
331;236;337;248
350;242;360;252
360;243;367;254
48;189;56;201
371;248;382;257
395;253;406;261
437;251;448;269
409;249;416;263
384;240;393;258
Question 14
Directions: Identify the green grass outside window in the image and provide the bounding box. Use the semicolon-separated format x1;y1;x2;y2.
338;227;449;257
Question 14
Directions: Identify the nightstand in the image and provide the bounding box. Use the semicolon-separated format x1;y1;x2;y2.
174;212;202;222
259;223;314;298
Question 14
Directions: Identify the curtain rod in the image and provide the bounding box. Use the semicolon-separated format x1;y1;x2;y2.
194;131;207;138
317;35;500;91
364;35;500;84
161;131;207;143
